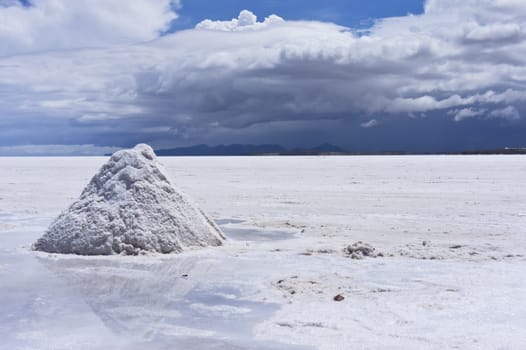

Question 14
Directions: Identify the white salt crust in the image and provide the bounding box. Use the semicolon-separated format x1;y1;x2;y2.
34;144;225;255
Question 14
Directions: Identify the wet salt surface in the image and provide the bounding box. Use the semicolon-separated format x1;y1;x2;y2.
215;219;245;225
0;250;127;350
217;219;297;242
36;253;312;350
222;227;296;242
0;243;310;349
0;214;308;349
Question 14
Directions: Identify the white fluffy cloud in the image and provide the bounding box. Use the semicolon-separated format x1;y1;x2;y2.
196;10;284;32
449;108;487;122
0;1;525;151
0;0;178;56
489;106;520;121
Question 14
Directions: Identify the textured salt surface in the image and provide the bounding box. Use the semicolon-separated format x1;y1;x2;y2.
1;156;525;349
33;144;224;255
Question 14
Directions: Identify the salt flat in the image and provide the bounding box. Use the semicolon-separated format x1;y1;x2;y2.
0;156;525;349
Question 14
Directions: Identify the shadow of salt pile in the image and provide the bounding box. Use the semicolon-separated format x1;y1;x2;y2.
38;254;311;350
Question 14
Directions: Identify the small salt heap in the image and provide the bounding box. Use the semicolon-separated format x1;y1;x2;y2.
34;144;225;255
344;241;382;259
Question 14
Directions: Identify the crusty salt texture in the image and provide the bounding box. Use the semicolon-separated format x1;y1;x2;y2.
34;144;225;255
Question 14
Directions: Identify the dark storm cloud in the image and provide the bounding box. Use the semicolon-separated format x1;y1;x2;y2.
0;0;525;153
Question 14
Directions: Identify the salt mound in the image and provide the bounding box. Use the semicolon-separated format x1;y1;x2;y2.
344;241;382;259
34;144;225;255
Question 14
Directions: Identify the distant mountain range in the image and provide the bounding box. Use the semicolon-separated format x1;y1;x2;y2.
102;144;526;157
152;144;526;156
457;147;526;155
154;143;348;156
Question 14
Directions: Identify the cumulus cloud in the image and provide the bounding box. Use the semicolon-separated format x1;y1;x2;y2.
488;106;520;121
0;1;525;151
449;105;521;122
465;23;522;42
196;10;284;31
0;0;178;56
449;108;487;122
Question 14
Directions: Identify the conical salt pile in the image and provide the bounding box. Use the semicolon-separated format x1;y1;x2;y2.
34;144;225;255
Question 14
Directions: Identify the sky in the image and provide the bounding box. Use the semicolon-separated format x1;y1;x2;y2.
0;0;525;155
